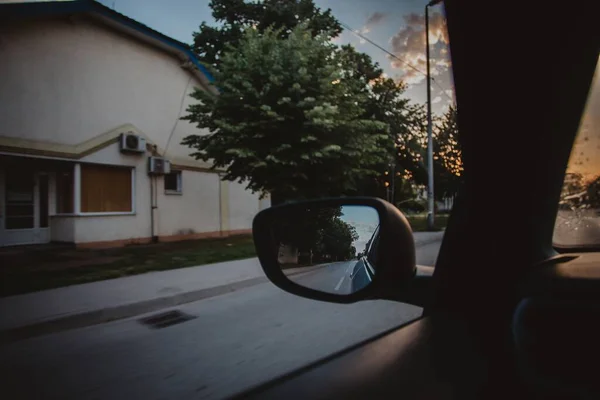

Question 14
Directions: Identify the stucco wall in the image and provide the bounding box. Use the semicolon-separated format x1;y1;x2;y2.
156;170;221;237
73;215;146;244
228;182;260;231
0;16;205;165
50;217;75;243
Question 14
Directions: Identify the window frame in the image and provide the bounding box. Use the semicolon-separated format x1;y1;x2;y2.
54;163;136;217
164;170;183;195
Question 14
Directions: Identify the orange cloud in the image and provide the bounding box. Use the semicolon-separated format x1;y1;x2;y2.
389;11;451;86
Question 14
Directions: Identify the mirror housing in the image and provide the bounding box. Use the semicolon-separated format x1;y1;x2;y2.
252;197;416;303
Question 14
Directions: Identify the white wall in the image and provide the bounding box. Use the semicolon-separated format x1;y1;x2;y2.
156;170;221;237
0;17;203;163
50;217;75;242
228;182;260;231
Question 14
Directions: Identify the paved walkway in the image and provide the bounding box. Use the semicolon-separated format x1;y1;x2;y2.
0;258;265;333
0;232;444;341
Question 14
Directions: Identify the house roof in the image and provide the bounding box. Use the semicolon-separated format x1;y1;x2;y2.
1;0;214;87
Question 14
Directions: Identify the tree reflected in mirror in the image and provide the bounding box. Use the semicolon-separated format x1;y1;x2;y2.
271;205;379;295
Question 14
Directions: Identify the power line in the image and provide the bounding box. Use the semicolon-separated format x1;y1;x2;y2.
163;75;194;157
339;20;455;105
432;78;455;104
339;21;426;77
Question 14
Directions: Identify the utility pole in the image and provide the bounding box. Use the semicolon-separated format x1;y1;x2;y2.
425;0;443;230
390;162;396;206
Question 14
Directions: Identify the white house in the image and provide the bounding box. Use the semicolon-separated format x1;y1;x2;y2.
0;0;269;247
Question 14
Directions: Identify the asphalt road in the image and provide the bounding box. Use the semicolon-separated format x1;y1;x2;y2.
0;240;441;400
288;240;440;296
553;209;600;246
289;260;357;294
415;240;441;266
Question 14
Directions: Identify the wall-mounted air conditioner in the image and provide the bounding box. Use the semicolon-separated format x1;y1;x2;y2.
120;132;147;153
148;156;171;175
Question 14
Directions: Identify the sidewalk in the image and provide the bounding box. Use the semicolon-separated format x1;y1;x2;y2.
0;258;266;343
413;230;444;246
0;232;444;343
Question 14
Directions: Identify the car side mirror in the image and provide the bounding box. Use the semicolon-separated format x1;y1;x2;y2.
252;197;417;304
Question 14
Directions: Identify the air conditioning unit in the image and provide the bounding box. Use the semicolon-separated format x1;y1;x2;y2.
148;156;171;175
120;132;146;153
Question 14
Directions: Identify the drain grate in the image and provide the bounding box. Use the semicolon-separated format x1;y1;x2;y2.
138;310;196;329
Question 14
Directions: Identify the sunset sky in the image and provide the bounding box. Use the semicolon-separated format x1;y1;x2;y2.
568;57;600;181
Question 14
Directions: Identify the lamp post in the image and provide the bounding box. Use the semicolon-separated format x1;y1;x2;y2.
390;161;396;206
425;0;443;230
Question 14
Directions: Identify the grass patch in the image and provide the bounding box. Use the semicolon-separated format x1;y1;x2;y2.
406;215;449;232
0;235;256;297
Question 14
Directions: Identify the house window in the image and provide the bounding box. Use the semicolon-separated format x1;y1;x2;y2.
56;168;74;214
80;164;133;212
164;170;182;194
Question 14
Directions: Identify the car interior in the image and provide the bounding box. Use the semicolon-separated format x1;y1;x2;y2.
232;1;600;399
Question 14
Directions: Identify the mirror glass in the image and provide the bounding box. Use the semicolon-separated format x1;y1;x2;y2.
272;205;380;295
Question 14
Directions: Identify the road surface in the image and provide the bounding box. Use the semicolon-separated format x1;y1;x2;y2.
288;260;362;294
287;240;442;296
553;209;600;246
415;240;441;266
0;240;441;400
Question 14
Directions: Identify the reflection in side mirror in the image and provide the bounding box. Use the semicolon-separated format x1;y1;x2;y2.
272;205;380;295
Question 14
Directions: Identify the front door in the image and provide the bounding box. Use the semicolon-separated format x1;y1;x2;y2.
0;170;50;247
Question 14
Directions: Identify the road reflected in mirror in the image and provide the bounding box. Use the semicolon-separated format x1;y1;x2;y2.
272;205;380;294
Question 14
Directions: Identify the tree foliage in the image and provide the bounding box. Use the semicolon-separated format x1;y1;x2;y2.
273;206;358;263
192;0;342;70
363;105;463;203
183;23;391;200
185;0;459;204
432;105;463;199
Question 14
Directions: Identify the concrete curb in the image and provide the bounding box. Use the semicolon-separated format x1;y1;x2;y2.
0;276;268;345
0;267;322;345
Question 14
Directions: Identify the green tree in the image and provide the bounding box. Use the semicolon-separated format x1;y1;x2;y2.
192;0;342;70
432;105;463;200
335;46;428;200
186;0;428;203
318;218;359;261
182;24;390;201
273;205;357;263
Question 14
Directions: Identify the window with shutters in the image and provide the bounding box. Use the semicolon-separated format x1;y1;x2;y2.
80;164;133;213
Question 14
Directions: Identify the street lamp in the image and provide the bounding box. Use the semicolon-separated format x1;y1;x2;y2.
425;0;443;230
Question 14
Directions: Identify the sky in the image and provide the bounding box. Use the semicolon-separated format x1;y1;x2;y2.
339;205;379;253
567;57;600;181
85;0;456;115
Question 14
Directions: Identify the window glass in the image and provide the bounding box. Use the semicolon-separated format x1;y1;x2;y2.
80;164;132;213
164;170;182;193
39;174;49;228
56;168;74;214
553;56;600;247
5;171;34;229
